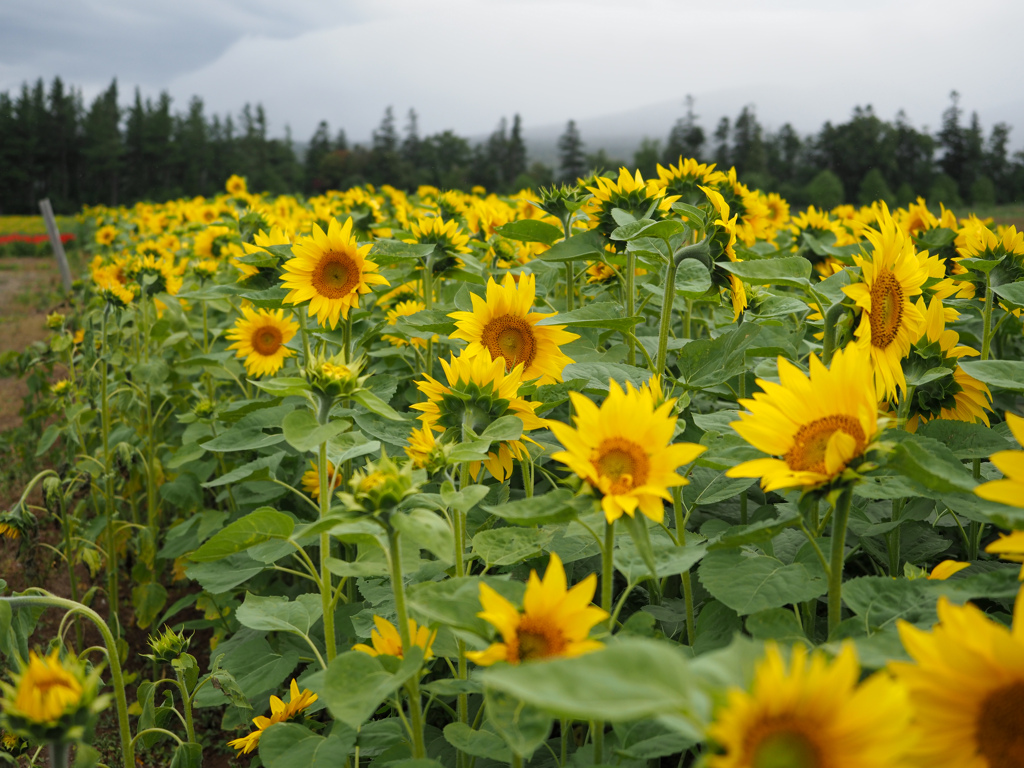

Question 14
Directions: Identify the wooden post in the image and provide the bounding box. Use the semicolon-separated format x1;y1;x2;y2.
39;198;73;292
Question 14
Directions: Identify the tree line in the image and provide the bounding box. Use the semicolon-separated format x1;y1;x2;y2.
1;77;1021;215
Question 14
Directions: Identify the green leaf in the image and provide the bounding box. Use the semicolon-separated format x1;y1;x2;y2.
682;467;754;506
560;362;652;393
399;309;457;335
484;687;553;759
351;389;407;421
958;256;1002;274
959;360;1024;393
260;722;358;768
482;489;583;526
479;415;523;443
745;608;807;644
676;325;761;390
917;419;1012;459
202;455;282;488
392;508;454;565
675;259;713;298
611;218;686;242
472;528;553;567
888;436;976;494
131;582;168;630
169;742;203;768
184;555;265;594
369;239;436;263
282;410;352;452
495;220;563;245
250;376;313;397
698;549;827;616
200;428;285;452
407;577;525;635
717;257;812;288
615;538;707;582
191;508;294;562
536;230;607;262
132;359;170;386
236;592;323;637
479;638;696;722
322;649;424;729
991;281;1024;310
443;723;511;762
535;301;642;332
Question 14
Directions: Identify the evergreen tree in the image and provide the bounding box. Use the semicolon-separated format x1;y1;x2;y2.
713;117;731;168
938;91;967;197
506;114;527;186
305;120;332;192
81;79;122;205
731;106;766;177
664;95;704;163
633;138;661;178
557;120;586;182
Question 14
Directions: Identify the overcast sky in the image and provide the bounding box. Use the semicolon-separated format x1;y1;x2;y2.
2;0;1023;148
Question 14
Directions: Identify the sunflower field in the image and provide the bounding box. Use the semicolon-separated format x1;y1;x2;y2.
3;164;1024;768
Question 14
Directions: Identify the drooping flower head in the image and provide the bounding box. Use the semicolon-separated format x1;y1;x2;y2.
225;306;299;377
227;679;318;755
891;589;1024;767
353;616;436;660
701;185;748;321
412;349;548;482
708;643;914;768
727;345;881;493
468;552;608;666
843;203;930;399
976;413;1024;510
449;273;579;385
281;217;389;329
550;379;706;524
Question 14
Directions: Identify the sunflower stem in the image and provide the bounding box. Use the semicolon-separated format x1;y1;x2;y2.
297;309;313;367
48;742;69;768
625;251;636;365
564;262;574;313
423;253;435;378
388;527;427;760
888;387;916;575
821;301;845;367
827;487;854;637
683;299;692;340
981;273;994;362
99;306;119;631
174;666;197;745
318;436;337;662
655;255;678;375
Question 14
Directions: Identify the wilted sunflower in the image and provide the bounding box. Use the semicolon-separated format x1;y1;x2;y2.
411;349;547;482
727;345;880;492
708;643;914;768
468;552;607;666
281;217;389;329
843;204;930;399
891;590;1024;768
449;272;578;384
227;679;317;755
550;379;706;524
975;412;1024;509
225;307;299;377
353;616;436;660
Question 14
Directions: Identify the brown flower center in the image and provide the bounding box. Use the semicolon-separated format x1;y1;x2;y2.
784;415;866;475
312;252;360;299
251;325;283;356
976;681;1024;768
481;315;537;372
747;722;824;768
868;267;904;349
513;619;566;662
594;437;650;494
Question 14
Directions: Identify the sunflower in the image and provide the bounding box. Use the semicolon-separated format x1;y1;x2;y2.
654;157;726;204
281;217;389;329
976;413;1024;509
0;522;19;540
903;297;991;432
225;307;299;377
225;174;248;196
382;299;435;349
712;167;771;246
986;530;1024;577
468;552;608;666
891;589;1024;767
403;216;472;261
449;273;578;384
789;206;850;273
701;185;748;321
95;225;117;246
842;204;930;400
353;615;436;660
708;643;914;768
927;560;970;580
227;679;317;755
583;167;677;241
6;650;82;724
411;349;548;482
301;460;343;499
405;423;443;471
726;345;880;493
235;226;292;281
549;379;706;524
764;192;790;230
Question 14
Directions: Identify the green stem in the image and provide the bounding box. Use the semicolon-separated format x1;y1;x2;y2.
602;521;615;628
318;422;337;661
821;302;845;366
670;487;696;644
4;594;134;768
655;256;678;375
827;487;854;637
624;252;636;365
423;254;435;378
49;742;70;768
99;308;119;630
981;274;994;362
56;489;84;651
298;309;313;366
564;262;574;312
683;299;692;340
389;528;426;760
174;668;197;745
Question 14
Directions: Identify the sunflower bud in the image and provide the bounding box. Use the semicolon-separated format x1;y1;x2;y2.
343;455;421;517
192;398;215;419
308;353;366;405
532;184;588;223
0;650;108;746
45;312;66;330
143;626;190;664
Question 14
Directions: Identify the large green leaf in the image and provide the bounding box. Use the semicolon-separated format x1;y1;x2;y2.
392;508;454;565
494;220;563;245
260;722;358;768
536;229;606;262
959;360;1024;393
698;549;827;616
479;638;696;722
917;419;1012;459
484;687;553;759
321;649;424;729
561;362;652;392
281;410;352;452
472;528;553;567
200;428;285;452
236;593;323;638
535;302;642;332
443;724;510;762
676;326;761;390
682;467;754;506
717;256;812;288
191;508;295;562
888;435;976;494
483;489;585;526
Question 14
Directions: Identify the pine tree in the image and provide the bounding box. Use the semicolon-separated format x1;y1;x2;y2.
664;95;705;163
557;120;586;182
506;114;527;186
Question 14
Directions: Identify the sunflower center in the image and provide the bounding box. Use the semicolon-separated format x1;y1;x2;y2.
513;619;565;662
976;681;1024;768
252;325;283;356
784;415;866;475
481;315;537;372
868;267;904;349
312;252;359;299
749;726;823;768
594;438;650;494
